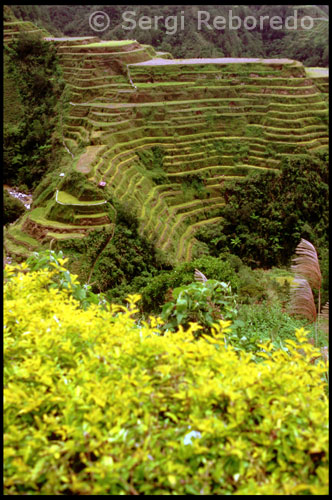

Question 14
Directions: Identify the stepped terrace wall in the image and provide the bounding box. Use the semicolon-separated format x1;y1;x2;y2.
52;51;329;262
5;30;328;265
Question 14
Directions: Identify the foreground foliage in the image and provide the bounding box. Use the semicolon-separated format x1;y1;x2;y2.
4;263;328;495
161;279;237;336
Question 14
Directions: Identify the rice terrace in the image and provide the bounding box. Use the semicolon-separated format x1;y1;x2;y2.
3;5;329;495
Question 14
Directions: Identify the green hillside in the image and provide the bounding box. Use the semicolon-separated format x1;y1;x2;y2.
3;19;329;272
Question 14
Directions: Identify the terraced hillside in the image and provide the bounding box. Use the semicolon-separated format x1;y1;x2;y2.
4;25;329;265
4;20;50;42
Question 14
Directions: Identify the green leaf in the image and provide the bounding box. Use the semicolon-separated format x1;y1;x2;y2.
74;288;86;301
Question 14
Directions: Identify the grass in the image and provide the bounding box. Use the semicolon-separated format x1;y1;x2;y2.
67;40;136;48
305;67;329;78
29;207;112;231
159;201;225;252
6;228;40;251
74;212;109;219
45;231;86;240
155;198;225;250
4;237;31;260
178;216;223;261
56;191;107;206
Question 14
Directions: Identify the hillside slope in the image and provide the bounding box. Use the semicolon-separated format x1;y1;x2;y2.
3;21;329;278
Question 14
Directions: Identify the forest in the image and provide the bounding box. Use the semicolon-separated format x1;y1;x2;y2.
3;4;329;495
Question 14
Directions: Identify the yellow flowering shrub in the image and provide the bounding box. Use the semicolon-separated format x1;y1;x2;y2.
4;265;329;495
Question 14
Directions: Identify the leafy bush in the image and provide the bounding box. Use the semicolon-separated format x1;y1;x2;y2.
161;280;237;336
23;249;107;310
141;255;239;313
4;263;328;494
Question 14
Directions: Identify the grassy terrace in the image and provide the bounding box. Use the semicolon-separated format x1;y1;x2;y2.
57;48;148;58
167;164;275;178
59;40;137;52
6;222;41;251
4;237;31;261
68;103;327;124
305;67;329;78
139;186;182;233
178;216;223;261
24;206;112;244
69;97;253;109
67;81;132;90
28;208;94;229
158;199;226;252
55;191;107;206
144;196;210;236
87;127;322;185
45;231;86;240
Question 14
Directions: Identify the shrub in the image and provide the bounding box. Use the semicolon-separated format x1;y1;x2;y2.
23;249;107;310
141;255;239;312
4;263;328;495
161;279;237;336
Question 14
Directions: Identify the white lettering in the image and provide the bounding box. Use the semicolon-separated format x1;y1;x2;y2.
270;15;282;30
213;15;226;30
285;11;298;30
197;11;212;30
259;15;270;30
180;11;185;31
138;16;152;30
243;16;256;30
122;11;136;30
164;15;177;35
301;16;314;30
229;10;241;30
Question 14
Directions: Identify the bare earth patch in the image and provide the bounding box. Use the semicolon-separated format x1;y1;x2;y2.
76;145;106;174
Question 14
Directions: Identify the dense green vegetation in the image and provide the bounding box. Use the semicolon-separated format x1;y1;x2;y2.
7;4;329;66
195;151;329;263
58;201;161;293
4;31;65;188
